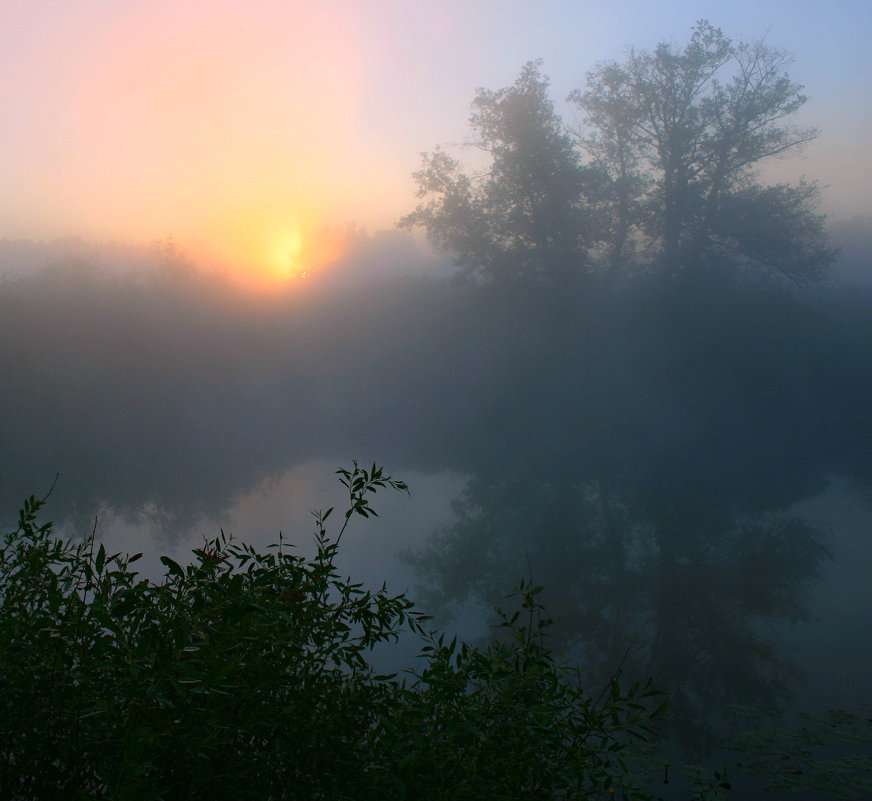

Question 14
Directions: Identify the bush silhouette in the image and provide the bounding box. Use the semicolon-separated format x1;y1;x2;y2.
0;463;663;800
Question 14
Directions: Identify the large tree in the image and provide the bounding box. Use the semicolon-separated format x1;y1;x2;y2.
570;20;835;281
400;62;601;289
398;29;860;748
404;22;836;285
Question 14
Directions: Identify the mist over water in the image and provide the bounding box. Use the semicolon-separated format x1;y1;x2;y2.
2;218;871;798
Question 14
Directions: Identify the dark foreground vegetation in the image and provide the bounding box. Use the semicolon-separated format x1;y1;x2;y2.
0;464;666;801
3;467;869;800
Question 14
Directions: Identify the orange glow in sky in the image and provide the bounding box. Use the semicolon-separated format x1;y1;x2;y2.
1;1;405;287
70;2;369;284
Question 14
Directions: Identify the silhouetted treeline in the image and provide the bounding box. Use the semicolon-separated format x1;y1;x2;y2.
2;255;870;525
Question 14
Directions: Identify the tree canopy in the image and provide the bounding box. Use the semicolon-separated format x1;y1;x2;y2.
401;62;599;289
402;21;837;286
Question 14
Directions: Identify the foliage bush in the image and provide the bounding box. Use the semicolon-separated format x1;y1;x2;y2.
0;463;664;800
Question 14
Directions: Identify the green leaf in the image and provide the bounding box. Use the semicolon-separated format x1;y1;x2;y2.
95;542;106;574
160;555;184;578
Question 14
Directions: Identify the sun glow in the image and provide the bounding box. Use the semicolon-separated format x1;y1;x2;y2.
193;217;352;292
0;1;397;289
269;228;305;280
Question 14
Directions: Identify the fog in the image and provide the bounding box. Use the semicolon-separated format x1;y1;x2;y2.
3;219;871;797
4;23;872;797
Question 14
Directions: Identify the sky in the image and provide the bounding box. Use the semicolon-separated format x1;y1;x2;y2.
2;0;870;287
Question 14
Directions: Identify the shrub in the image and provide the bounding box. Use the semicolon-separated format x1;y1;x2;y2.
0;463;663;800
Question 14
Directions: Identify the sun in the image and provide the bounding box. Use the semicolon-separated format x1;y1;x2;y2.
189;216;351;293
268;228;306;281
261;222;349;286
